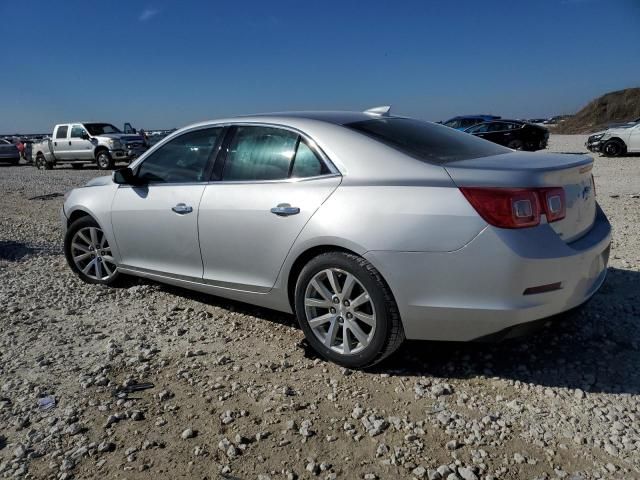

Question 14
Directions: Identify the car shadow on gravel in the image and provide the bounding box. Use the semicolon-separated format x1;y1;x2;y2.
376;267;640;395
129;267;639;395
0;241;60;261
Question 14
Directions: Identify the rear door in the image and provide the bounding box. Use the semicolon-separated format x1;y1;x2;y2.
198;125;341;292
111;126;224;278
68;124;94;160
52;125;70;159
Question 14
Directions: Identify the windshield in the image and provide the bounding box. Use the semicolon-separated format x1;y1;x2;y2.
345;117;509;164
84;123;121;135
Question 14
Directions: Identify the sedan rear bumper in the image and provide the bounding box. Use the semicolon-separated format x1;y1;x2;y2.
365;205;611;341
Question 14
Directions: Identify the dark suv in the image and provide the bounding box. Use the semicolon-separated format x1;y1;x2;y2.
464;120;549;151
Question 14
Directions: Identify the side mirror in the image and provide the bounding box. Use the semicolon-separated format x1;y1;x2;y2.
112;167;140;185
81;133;90;140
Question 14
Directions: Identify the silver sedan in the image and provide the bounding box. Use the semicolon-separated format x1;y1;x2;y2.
62;109;611;368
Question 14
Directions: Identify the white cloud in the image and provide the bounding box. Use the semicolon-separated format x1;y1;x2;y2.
139;7;159;22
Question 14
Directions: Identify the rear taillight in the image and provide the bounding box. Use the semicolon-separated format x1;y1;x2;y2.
540;187;566;222
460;187;566;229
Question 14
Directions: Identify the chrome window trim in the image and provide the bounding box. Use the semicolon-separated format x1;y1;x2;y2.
129;121;341;181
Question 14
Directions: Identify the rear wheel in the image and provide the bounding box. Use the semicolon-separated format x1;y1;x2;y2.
96;150;113;170
35;154;52;170
64;216;120;285
602;139;625;157
295;251;404;368
507;139;524;150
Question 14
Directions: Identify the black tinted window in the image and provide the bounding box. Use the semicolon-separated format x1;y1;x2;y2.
291;140;329;178
223;126;298;181
137;128;222;183
346;118;509;164
56;126;68;139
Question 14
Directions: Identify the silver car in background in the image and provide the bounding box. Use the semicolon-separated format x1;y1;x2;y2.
62;109;611;368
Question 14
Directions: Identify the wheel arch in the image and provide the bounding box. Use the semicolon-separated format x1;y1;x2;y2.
67;208;94;227
285;242;394;313
94;146;109;158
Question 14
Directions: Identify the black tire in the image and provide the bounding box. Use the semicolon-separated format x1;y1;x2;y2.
507;139;524;150
602;139;625;157
64;216;121;286
71;163;84;170
294;251;405;368
96;150;114;170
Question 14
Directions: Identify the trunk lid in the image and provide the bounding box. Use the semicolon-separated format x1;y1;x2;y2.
444;151;596;243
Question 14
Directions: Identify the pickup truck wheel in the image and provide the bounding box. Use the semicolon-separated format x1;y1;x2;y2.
35;154;52;170
96;151;114;170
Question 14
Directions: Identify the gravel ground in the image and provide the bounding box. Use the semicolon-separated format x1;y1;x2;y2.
1;135;639;480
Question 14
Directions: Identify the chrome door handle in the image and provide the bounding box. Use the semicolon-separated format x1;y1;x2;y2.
171;203;193;214
270;203;300;216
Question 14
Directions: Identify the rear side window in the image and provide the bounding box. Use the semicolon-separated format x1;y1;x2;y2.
291;140;329;178
136;127;223;183
346;118;509;164
55;126;68;139
223;126;298;181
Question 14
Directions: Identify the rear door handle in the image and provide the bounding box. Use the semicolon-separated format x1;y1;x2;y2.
171;203;193;214
270;203;300;216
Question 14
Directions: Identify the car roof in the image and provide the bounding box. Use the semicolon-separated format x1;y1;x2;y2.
475;119;525;124
448;115;501;120
181;111;404;130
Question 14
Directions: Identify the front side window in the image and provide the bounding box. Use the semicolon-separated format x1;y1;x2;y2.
466;123;489;134
136;127;223;183
55;126;68;139
70;125;87;138
223;126;298;181
346;117;510;164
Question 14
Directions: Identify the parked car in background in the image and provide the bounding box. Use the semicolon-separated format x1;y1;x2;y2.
62;109;610;368
0;139;20;165
464;120;549;151
442;115;501;130
586;121;640;156
32;123;148;170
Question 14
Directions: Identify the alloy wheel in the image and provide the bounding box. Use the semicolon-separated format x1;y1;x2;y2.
70;227;117;281
97;153;111;169
304;268;377;355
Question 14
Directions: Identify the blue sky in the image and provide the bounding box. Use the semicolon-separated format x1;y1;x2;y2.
1;0;639;133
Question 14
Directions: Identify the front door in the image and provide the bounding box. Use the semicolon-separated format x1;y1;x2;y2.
199;125;341;292
628;124;640;152
111;126;224;279
68;124;94;160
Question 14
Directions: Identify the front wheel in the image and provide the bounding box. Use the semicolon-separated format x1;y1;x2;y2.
295;252;404;368
64;216;120;285
507;139;524;150
602;140;625;157
96;151;114;170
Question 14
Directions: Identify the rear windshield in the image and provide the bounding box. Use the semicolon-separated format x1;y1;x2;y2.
345;117;509;164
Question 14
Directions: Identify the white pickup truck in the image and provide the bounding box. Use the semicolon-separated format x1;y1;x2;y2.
32;122;147;170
